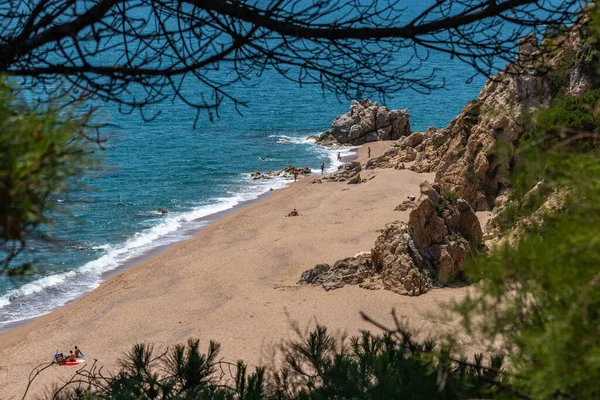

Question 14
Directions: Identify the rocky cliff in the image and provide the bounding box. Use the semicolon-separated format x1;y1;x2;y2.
366;24;592;213
302;19;593;296
316;99;411;146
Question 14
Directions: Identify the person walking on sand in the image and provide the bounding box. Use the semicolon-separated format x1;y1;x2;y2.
320;162;325;174
368;147;371;158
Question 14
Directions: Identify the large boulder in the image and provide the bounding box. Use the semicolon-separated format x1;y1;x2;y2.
316;100;411;145
299;182;483;295
321;161;363;184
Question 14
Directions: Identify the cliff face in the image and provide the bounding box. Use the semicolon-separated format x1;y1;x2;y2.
366;25;591;213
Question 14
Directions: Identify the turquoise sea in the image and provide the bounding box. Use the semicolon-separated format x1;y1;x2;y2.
0;20;490;331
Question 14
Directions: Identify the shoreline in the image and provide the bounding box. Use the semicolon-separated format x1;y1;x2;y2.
0;143;361;334
0;189;279;334
0;141;471;399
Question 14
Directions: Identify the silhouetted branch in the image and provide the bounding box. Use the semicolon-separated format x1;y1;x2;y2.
0;0;586;120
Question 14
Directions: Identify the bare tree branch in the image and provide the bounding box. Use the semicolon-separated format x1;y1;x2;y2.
0;0;587;118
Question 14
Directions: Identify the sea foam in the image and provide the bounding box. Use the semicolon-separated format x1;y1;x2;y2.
0;173;291;329
0;133;349;330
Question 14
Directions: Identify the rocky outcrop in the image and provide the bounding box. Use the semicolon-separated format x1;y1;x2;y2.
316;100;411;146
320;161;363;184
250;165;312;180
366;66;549;212
365;19;592;213
298;255;379;292
302;20;593;296
394;200;416;211
299;182;482;295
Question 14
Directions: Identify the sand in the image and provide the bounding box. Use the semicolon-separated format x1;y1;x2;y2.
0;142;470;399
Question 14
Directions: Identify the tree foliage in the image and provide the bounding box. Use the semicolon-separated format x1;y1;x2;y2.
44;324;506;400
456;147;600;399
0;79;95;273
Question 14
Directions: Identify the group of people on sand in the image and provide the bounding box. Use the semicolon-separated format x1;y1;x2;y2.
54;346;84;365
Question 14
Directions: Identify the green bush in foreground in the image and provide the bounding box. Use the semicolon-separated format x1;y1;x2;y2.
48;326;505;400
0;79;95;273
455;145;600;400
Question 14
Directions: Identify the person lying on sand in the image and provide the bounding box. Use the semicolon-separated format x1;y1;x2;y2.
286;209;300;217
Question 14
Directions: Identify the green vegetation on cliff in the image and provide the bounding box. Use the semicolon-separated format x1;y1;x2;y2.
461;11;600;398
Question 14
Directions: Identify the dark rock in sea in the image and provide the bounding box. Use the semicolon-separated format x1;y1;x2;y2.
250;165;312;180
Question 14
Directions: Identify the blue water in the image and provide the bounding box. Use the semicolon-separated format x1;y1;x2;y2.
0;18;490;330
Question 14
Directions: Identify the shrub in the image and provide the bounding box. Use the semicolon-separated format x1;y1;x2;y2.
547;48;577;99
443;189;460;203
0;80;95;272
46;325;506;400
433;135;449;150
432;200;446;216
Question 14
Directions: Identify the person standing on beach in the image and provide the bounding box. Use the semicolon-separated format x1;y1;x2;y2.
337;152;342;161
368;147;371;158
294;170;298;182
320;163;325;174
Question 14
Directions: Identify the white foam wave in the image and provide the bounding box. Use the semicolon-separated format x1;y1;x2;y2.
0;177;291;328
306;142;356;173
0;136;353;328
269;134;316;145
0;270;77;308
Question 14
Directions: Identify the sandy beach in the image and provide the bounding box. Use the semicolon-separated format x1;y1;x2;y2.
0;143;470;399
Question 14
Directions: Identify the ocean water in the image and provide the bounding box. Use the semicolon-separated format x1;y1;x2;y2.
0;13;490;331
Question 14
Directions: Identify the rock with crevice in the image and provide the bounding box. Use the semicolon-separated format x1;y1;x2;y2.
315;100;411;146
298;255;379;291
322;161;363;183
299;182;483;295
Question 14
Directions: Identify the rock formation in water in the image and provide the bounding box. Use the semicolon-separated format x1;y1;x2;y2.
299;182;482;295
250;165;312;180
316;100;411;146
